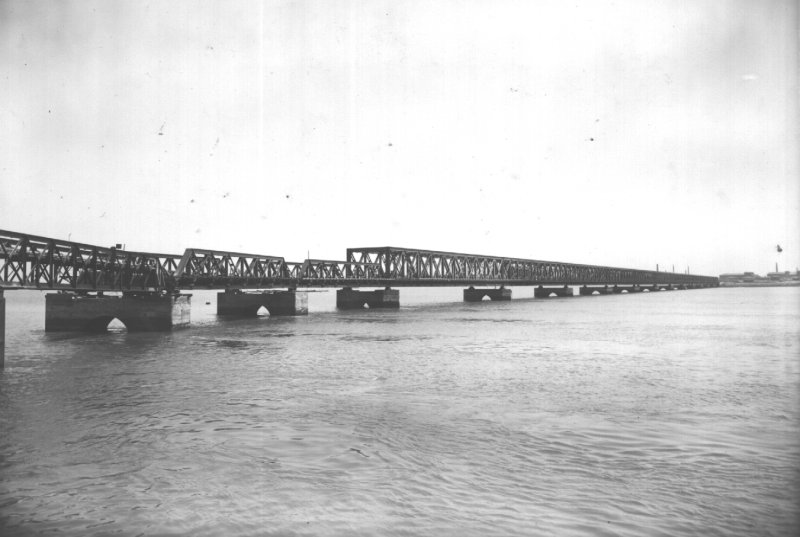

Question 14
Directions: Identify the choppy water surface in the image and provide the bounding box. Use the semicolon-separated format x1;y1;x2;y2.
1;287;798;536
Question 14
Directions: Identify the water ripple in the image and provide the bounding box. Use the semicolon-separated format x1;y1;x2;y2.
0;288;798;536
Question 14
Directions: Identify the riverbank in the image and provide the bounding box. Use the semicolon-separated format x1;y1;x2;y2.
720;282;800;288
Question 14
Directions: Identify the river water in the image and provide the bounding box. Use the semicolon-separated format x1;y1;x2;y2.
1;286;798;536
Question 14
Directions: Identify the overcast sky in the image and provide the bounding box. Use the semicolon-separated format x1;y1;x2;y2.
1;0;797;276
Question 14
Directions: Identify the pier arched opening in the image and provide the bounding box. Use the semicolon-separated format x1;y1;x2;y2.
85;316;121;332
107;318;127;332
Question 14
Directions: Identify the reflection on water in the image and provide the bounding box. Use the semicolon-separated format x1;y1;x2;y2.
1;287;799;536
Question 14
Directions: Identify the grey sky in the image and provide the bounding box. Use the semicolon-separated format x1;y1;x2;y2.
1;0;797;275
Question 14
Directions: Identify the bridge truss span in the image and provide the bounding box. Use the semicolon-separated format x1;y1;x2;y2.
0;229;180;292
172;253;385;288
0;230;719;292
296;259;380;286
345;246;719;287
174;248;291;289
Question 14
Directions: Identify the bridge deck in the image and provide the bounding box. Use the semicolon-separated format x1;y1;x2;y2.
1;230;719;291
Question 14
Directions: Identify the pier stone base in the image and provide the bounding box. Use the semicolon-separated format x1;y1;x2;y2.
534;286;574;298
609;286;639;293
1;290;5;368
45;292;191;332
463;286;512;302
579;286;613;296
217;289;308;316
336;287;400;309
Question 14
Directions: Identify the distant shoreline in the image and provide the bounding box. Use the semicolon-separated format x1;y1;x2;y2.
720;282;800;288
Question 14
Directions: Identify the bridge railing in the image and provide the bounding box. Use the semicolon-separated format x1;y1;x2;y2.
1;229;180;292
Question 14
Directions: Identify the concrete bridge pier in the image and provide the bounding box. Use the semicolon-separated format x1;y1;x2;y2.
534;285;574;298
611;286;642;293
336;287;400;309
1;289;5;368
217;289;308;316
463;286;512;302
579;286;613;296
45;292;191;332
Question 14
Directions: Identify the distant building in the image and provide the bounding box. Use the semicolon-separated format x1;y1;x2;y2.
720;272;757;283
767;270;800;281
720;269;800;284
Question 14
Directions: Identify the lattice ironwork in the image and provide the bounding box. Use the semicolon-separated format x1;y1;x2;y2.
296;259;380;285
0;229;179;292
172;255;382;288
0;230;719;291
174;248;290;289
345;247;719;287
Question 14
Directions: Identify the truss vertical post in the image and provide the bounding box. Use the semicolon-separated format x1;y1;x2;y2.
0;289;5;368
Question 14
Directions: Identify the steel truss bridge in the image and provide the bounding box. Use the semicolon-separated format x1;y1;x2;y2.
0;229;719;292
